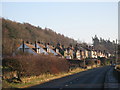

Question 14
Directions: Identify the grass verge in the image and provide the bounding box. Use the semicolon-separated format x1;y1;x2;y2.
2;68;87;88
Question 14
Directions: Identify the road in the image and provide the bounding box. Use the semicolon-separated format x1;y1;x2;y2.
28;66;117;89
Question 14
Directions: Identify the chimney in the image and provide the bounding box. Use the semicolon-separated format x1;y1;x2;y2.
86;45;88;48
104;50;106;53
26;41;29;44
37;41;41;44
35;41;37;50
22;41;25;52
44;43;47;47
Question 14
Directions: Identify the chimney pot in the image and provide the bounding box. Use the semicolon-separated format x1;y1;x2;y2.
37;41;41;44
26;41;29;44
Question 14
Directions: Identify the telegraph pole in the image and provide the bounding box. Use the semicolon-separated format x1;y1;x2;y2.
115;39;118;64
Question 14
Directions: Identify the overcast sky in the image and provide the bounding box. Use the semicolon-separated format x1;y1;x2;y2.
2;2;118;44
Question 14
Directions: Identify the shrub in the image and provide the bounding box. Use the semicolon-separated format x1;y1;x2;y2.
86;60;95;66
2;55;69;78
2;57;22;80
2;57;21;71
100;57;107;66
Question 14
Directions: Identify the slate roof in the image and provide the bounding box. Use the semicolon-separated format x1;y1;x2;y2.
24;43;37;54
37;43;46;48
25;43;35;48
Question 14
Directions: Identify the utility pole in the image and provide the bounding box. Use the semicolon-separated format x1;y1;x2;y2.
115;39;118;64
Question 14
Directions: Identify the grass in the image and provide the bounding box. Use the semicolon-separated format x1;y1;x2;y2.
2;65;100;89
2;68;87;88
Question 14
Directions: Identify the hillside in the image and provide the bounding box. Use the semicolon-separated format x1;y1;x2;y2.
2;18;116;56
2;18;77;56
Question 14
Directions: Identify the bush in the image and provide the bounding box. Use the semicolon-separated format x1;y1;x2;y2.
2;55;69;78
100;57;107;66
86;60;95;66
3;57;21;71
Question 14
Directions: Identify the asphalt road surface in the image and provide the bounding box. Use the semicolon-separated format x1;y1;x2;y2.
29;66;112;89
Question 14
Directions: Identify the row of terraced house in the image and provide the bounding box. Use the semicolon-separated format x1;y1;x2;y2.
15;41;112;60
